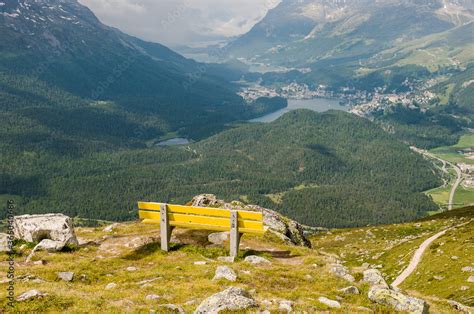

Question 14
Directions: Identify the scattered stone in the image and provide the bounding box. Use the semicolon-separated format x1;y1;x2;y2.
339;286;360;295
330;264;355;283
16;290;47;302
194;261;207;266
241;270;251;275
363;269;389;289
145;294;161;300
213;266;237;282
0;233;11;252
185;299;197;306
447;300;473;314
462;266;474;272
279;300;293;312
105;283;117;290
126;266;138;271
103;223;119;233
368;286;428;314
452;256;460;260
13;214;78;245
80;274;88;282
158;304;184;313
194;287;257;313
433;276;444;281
318;297;341;309
217;256;235;263
467;276;474;283
208;232;229;245
244;255;271;265
33;260;46;265
138;277;162;285
304;274;313;280
460;286;470;291
57;272;74;282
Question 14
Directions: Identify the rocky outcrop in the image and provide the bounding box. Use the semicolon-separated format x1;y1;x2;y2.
191;194;311;247
364;269;428;314
194;287;257;313
448;300;473;314
13;214;78;246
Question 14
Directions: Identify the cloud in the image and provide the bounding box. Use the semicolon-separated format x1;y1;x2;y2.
79;0;280;47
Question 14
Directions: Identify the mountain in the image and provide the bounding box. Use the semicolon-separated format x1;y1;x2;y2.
226;0;474;68
5;110;441;228
0;0;279;140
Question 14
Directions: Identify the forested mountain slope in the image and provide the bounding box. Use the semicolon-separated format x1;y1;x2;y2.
2;110;442;228
0;0;276;139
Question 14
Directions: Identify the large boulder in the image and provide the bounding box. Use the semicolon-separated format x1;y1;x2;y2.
194;287;257;313
13;214;78;245
368;286;428;314
191;194;311;247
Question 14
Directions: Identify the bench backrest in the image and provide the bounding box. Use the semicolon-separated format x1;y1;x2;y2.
138;202;265;234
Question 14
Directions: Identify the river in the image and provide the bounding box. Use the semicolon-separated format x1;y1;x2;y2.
249;98;349;123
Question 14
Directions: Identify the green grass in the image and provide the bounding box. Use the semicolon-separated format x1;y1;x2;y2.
430;134;474;165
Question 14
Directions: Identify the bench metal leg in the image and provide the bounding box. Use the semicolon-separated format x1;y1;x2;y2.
230;211;242;258
160;204;173;252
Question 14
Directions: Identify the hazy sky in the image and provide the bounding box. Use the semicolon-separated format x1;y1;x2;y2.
79;0;281;47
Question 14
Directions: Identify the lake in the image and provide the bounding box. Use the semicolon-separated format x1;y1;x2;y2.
249;98;349;123
156;138;190;146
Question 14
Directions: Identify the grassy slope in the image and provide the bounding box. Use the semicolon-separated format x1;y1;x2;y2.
1;223;384;313
1;207;472;312
311;206;474;311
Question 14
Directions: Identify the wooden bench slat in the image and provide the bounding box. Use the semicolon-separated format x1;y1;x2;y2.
138;202;263;221
139;210;264;232
142;219;265;235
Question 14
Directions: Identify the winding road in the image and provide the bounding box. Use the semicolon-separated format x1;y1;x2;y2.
391;228;450;288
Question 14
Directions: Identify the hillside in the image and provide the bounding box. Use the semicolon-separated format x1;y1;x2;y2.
1;202;472;313
0;0;280;140
2;110;442;228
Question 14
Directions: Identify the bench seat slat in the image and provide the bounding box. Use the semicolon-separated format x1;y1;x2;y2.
138;202;263;221
139;210;264;233
141;219;266;235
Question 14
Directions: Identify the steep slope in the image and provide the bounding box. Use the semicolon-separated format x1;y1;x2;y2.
0;0;268;139
4;110;441;227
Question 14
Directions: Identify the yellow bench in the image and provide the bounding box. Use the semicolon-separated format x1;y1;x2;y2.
138;202;265;257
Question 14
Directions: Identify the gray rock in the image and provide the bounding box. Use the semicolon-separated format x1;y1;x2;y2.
105;283;117;290
363;269;389;288
213;266;237;282
191;194;311;247
330;264;355;283
57;272;74;282
318;297;341;309
102;223;119;233
468;276;474;283
13;214;78;245
462;266;474;272
194;287;257;313
126;266;138;271
194;261;207;265
368;286;428;314
279;300;293;312
460;286;470;291
145;294;161;300
208;232;229;245
244;255;271;265
448;300;473;314
339;286;360;295
16;290;47;302
217;256;235;263
36;239;66;252
159;304;184;313
0;233;12;252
